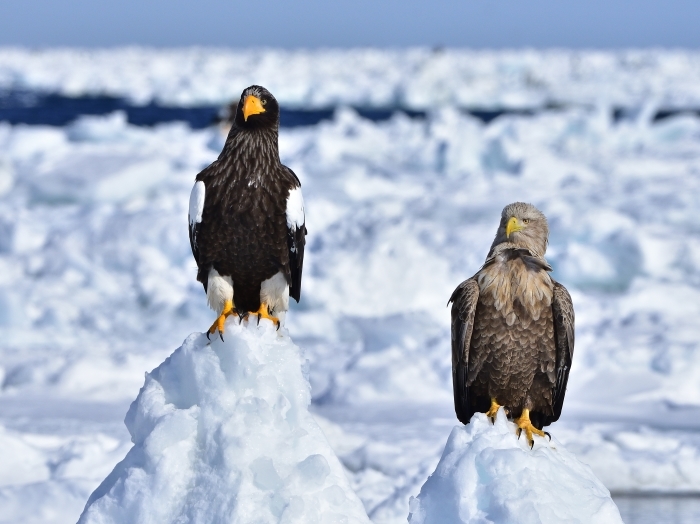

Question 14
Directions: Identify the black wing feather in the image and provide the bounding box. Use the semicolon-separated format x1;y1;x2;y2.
188;220;200;265
188;178;206;291
284;167;306;302
449;278;480;424
287;222;306;302
188;161;222;293
550;280;575;421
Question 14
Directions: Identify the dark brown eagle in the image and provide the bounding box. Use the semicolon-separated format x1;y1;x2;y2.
188;85;306;337
449;202;574;447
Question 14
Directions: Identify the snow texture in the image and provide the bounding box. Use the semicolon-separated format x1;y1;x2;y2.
78;320;370;524
408;411;623;524
3;48;700;110
2;48;700;524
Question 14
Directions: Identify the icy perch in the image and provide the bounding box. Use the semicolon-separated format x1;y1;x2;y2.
408;410;623;524
78;319;370;524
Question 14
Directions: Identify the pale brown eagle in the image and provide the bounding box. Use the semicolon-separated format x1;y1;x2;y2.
449;202;574;447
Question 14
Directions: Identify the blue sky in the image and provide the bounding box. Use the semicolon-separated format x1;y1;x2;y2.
2;0;700;48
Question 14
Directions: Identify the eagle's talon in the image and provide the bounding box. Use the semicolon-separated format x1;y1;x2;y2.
514;408;545;448
544;431;551;441
251;303;280;328
485;398;501;424
207;299;235;339
516;428;522;439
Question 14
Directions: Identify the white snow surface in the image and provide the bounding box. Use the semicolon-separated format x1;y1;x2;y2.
1;48;700;524
78;320;370;524
408;411;623;524
3;47;700;109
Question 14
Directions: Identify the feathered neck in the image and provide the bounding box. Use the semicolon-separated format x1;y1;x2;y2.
484;243;552;272
488;238;546;260
220;124;280;163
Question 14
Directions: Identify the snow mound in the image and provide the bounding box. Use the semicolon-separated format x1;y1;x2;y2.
408;410;623;524
77;320;370;524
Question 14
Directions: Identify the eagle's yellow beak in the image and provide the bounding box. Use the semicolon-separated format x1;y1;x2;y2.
506;216;523;238
243;95;265;121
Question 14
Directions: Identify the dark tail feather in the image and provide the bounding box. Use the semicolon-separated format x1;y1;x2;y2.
453;365;471;424
530;410;547;431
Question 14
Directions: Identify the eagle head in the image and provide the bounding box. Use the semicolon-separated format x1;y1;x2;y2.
490;202;549;257
234;85;280;129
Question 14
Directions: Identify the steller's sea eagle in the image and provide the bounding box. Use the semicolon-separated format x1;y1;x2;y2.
449;202;574;447
188;85;306;337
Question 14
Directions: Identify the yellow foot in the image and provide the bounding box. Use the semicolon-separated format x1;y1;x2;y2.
485;398;501;424
207;300;236;341
514;408;546;449
249;303;280;330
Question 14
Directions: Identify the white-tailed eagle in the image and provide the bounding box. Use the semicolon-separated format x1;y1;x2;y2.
449;202;574;447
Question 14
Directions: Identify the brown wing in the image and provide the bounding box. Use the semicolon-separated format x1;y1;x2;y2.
550;280;575;421
449;278;480;424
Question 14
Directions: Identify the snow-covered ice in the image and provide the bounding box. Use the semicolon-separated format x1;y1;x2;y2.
1;47;700;523
408;411;623;524
79;320;370;524
3;47;700;109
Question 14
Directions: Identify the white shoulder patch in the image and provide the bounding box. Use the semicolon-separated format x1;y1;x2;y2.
189;180;205;226
286;186;305;230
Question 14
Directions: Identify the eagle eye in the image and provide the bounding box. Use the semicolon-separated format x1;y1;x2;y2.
261;99;267;105
523;218;530;224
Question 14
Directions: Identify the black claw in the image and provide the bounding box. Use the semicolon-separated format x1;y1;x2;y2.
257;314;261;326
206;331;211;340
275;321;281;331
516;428;522;439
529;440;534;450
219;332;224;342
544;431;551;441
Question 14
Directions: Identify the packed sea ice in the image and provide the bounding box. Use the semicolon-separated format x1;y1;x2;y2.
3;47;700;109
0;48;700;523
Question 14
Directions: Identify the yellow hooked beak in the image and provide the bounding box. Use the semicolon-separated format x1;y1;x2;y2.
506;216;523;238
242;95;265;121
